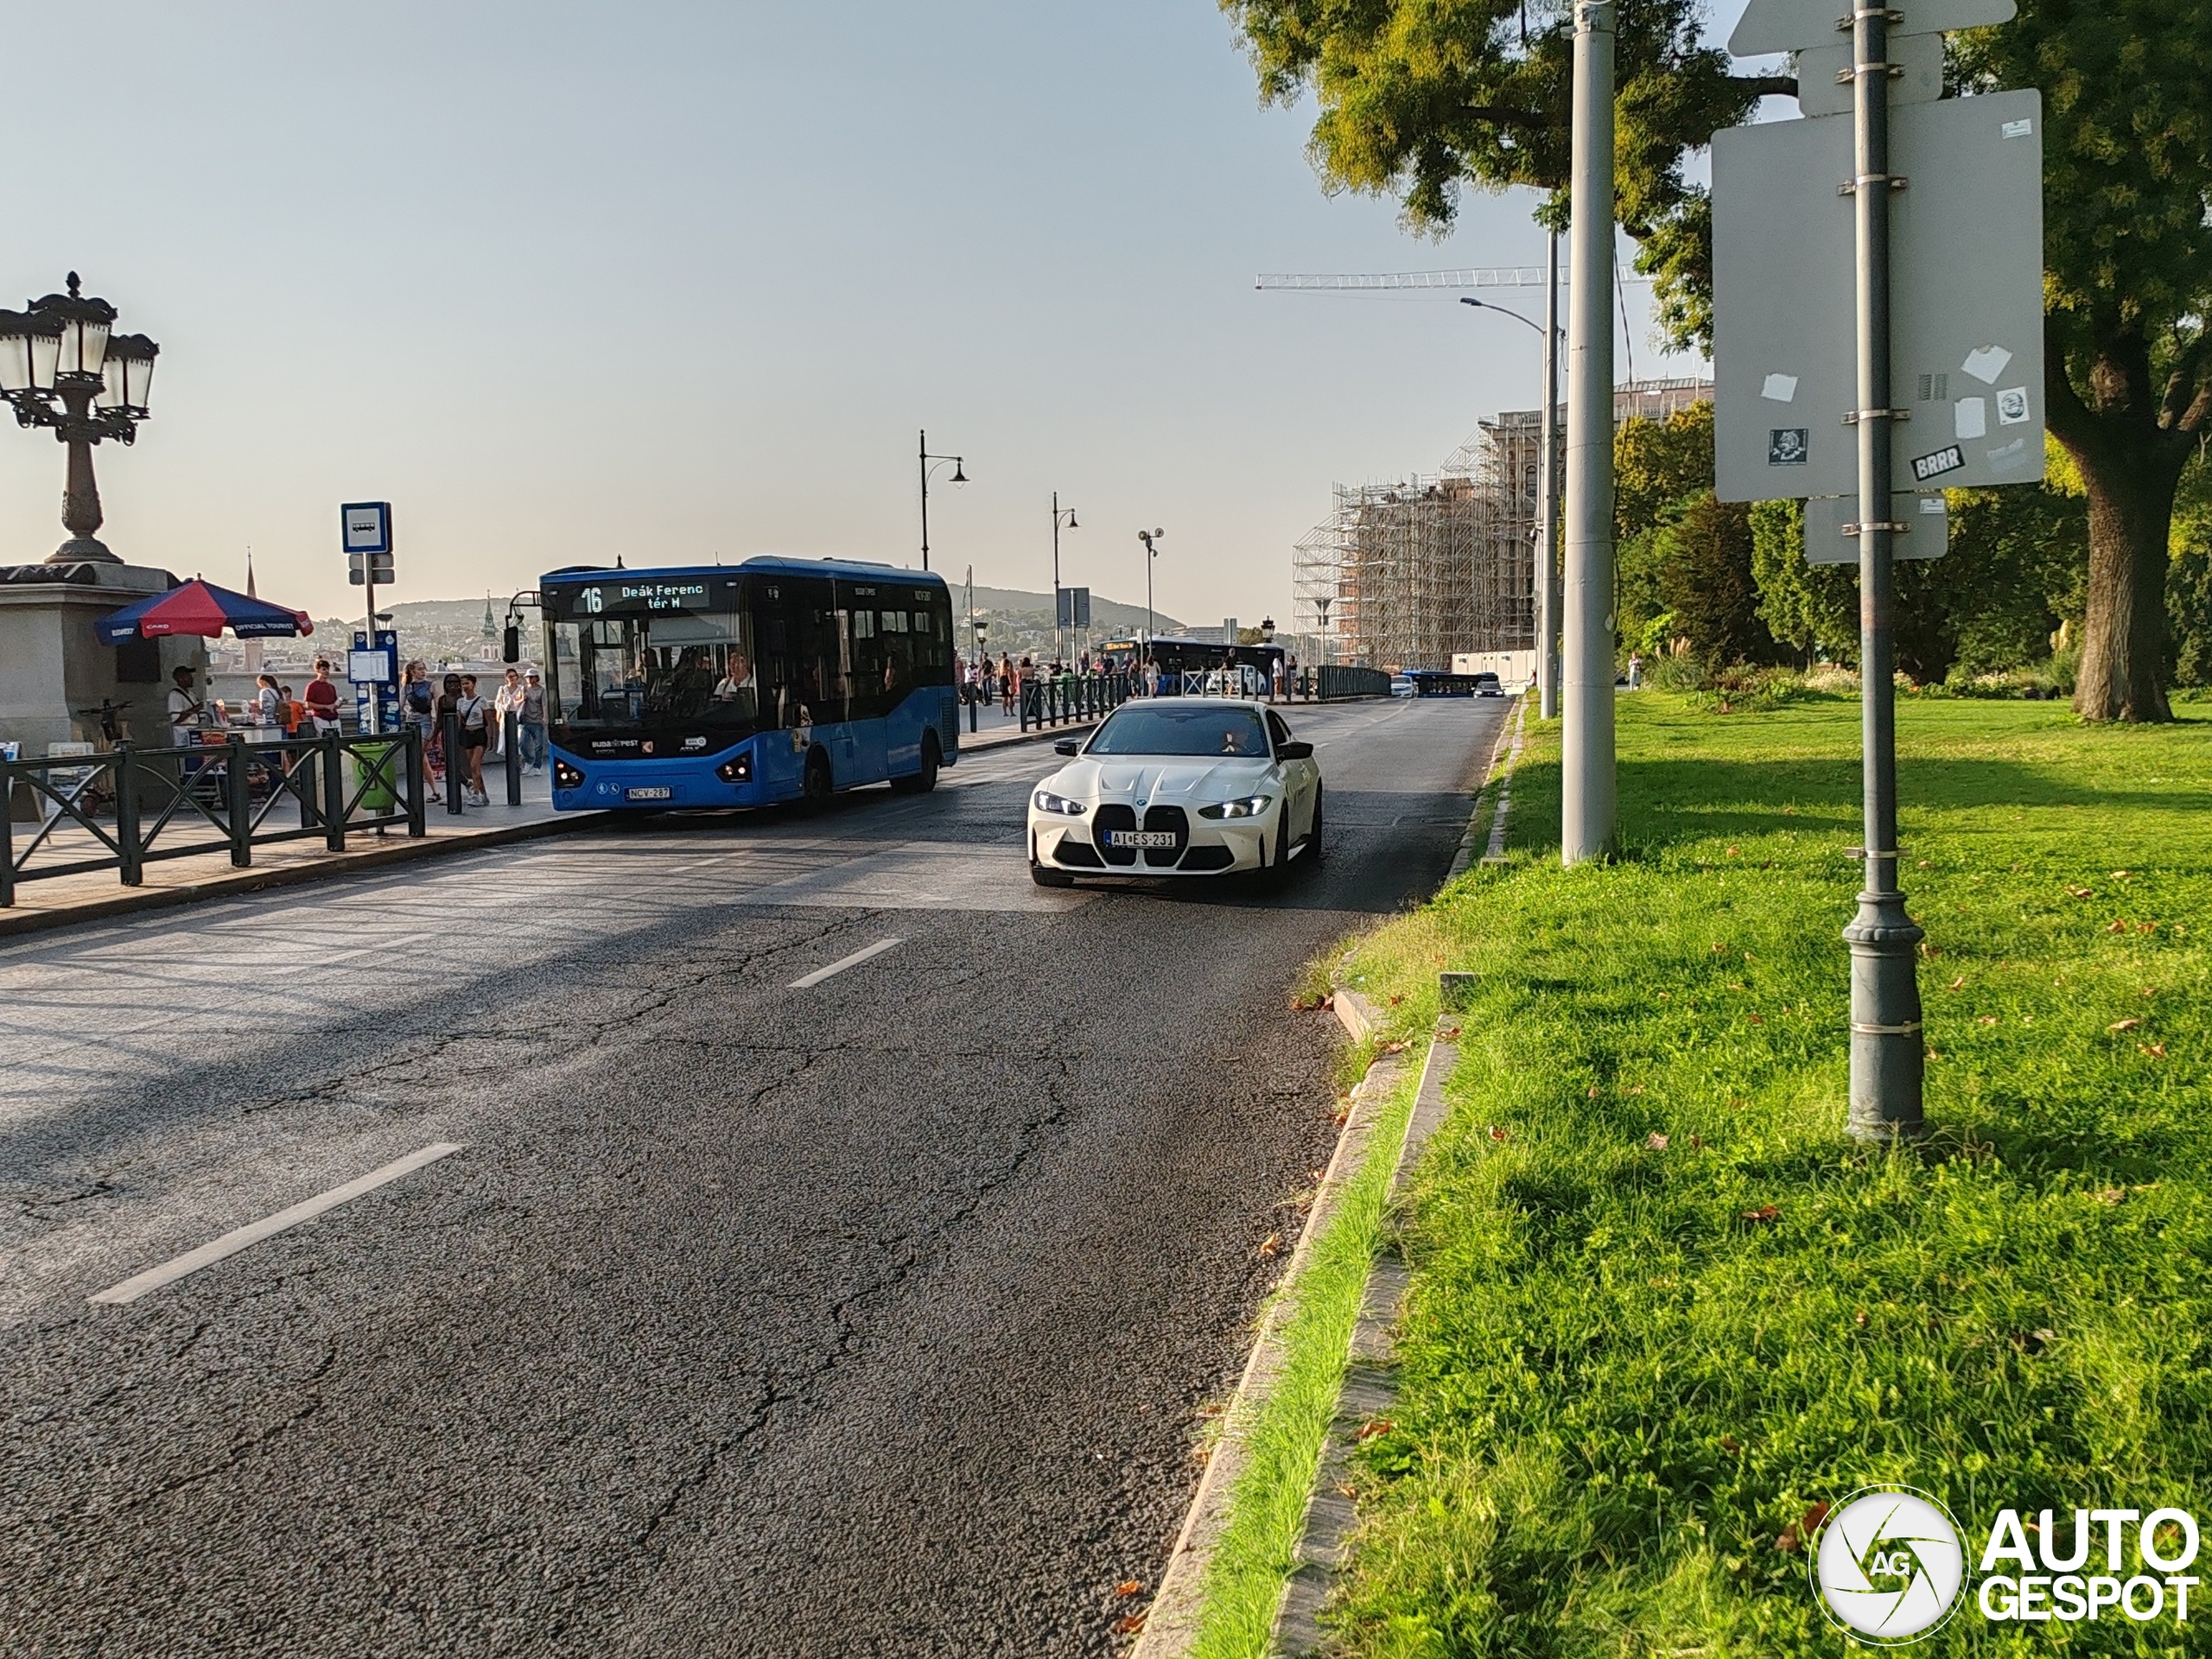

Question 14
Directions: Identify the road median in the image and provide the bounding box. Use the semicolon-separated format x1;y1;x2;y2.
1145;690;2212;1656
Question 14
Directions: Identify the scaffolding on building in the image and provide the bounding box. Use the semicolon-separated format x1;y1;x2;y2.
1294;378;1713;671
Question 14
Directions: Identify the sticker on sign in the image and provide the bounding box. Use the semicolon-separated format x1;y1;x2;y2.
1911;445;1967;483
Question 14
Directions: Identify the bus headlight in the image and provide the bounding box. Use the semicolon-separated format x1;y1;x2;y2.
1198;795;1273;819
554;760;585;791
716;752;754;784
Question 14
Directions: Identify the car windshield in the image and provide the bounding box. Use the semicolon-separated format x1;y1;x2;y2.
1087;704;1269;758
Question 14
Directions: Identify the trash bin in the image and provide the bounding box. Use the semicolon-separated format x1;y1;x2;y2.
355;739;402;815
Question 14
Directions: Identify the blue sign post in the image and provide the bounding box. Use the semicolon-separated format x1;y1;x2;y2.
352;628;399;735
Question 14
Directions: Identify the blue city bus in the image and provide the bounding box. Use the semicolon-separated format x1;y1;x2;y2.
541;556;959;811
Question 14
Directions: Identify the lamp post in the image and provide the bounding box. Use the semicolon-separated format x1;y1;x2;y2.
0;274;159;564
1313;594;1332;671
1051;493;1078;665
1461;290;1562;718
1137;527;1164;654
918;429;966;575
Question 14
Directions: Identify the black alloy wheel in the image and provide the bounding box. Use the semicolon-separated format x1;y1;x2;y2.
801;747;834;810
893;731;942;795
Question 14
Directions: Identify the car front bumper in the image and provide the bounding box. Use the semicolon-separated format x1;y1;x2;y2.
1027;806;1279;876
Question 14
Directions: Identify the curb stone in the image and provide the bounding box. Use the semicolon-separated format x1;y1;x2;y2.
1268;1020;1459;1657
1446;694;1527;880
1128;1001;1405;1659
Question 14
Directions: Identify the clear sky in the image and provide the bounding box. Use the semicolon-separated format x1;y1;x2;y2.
0;0;1706;631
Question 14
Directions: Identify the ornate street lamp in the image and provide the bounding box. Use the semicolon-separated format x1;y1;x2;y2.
0;273;159;564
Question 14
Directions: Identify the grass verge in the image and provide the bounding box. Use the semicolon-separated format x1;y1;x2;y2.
1186;1054;1421;1659
1328;693;2212;1657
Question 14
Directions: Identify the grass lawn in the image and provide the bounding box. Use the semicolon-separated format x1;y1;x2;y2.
1328;691;2212;1657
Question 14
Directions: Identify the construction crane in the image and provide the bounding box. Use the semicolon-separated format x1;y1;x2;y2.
1253;267;1649;291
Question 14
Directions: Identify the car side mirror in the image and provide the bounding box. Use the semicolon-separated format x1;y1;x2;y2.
1054;739;1080;757
1277;740;1313;760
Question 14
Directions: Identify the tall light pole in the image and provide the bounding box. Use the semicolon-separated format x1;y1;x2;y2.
1137;527;1164;655
0;274;159;564
1460;291;1563;713
1313;594;1331;670
1051;493;1078;664
1562;0;1618;864
918;429;966;574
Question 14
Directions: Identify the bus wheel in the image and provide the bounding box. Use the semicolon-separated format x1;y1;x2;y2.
802;747;833;810
893;733;941;795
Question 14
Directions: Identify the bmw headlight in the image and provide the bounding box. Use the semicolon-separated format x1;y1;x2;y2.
1033;788;1087;816
1198;795;1274;820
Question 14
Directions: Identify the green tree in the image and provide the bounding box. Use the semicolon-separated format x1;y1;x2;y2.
1614;404;1714;661
1225;0;2212;721
1654;492;1777;667
1948;13;2212;721
2171;458;2212;688
1748;499;1855;666
1217;0;1789;334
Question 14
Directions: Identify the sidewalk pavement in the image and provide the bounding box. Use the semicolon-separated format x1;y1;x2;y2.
0;717;1086;942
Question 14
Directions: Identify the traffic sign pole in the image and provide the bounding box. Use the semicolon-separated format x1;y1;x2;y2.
1561;0;1618;865
1844;2;1925;1139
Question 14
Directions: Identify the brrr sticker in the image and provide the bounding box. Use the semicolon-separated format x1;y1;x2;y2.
1912;445;1967;483
1769;429;1810;466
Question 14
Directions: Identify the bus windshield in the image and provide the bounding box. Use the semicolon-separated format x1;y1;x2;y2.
548;610;757;734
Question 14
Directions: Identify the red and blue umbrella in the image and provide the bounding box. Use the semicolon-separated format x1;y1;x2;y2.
99;577;314;645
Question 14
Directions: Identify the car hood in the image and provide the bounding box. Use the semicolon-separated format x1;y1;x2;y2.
1048;755;1276;803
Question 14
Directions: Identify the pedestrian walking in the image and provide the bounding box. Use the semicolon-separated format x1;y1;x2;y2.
304;659;342;735
1143;656;1160;697
401;661;440;802
520;671;549;772
457;674;492;804
1000;653;1016;716
1628;651;1644;690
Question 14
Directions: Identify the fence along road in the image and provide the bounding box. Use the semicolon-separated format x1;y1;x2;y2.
0;693;1505;1659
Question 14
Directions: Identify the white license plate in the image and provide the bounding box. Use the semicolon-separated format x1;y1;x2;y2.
626;786;673;801
1107;830;1178;849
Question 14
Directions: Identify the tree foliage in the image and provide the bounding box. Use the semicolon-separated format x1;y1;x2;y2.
1951;5;2212;719
1218;0;1787;335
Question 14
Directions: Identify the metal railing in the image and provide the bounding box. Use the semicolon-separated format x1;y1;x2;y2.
1019;671;1135;731
2;728;426;906
1316;664;1394;701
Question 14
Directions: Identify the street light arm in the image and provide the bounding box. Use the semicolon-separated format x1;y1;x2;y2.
1459;296;1552;338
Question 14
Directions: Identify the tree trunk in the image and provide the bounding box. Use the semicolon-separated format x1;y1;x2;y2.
2045;320;2195;724
2070;449;2176;721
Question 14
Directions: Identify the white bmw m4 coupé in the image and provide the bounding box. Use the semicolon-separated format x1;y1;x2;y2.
1027;700;1322;887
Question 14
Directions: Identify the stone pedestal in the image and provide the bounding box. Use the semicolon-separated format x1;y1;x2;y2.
0;562;207;758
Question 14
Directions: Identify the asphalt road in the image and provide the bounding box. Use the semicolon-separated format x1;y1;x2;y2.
0;695;1505;1659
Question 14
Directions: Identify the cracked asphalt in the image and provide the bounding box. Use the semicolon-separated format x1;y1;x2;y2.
0;696;1504;1658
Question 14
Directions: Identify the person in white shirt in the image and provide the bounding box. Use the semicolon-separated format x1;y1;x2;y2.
166;666;204;747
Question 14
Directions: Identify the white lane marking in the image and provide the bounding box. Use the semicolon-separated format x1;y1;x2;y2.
87;1142;467;1306
788;937;903;988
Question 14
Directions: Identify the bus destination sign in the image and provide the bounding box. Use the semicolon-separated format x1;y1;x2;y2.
546;578;741;619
